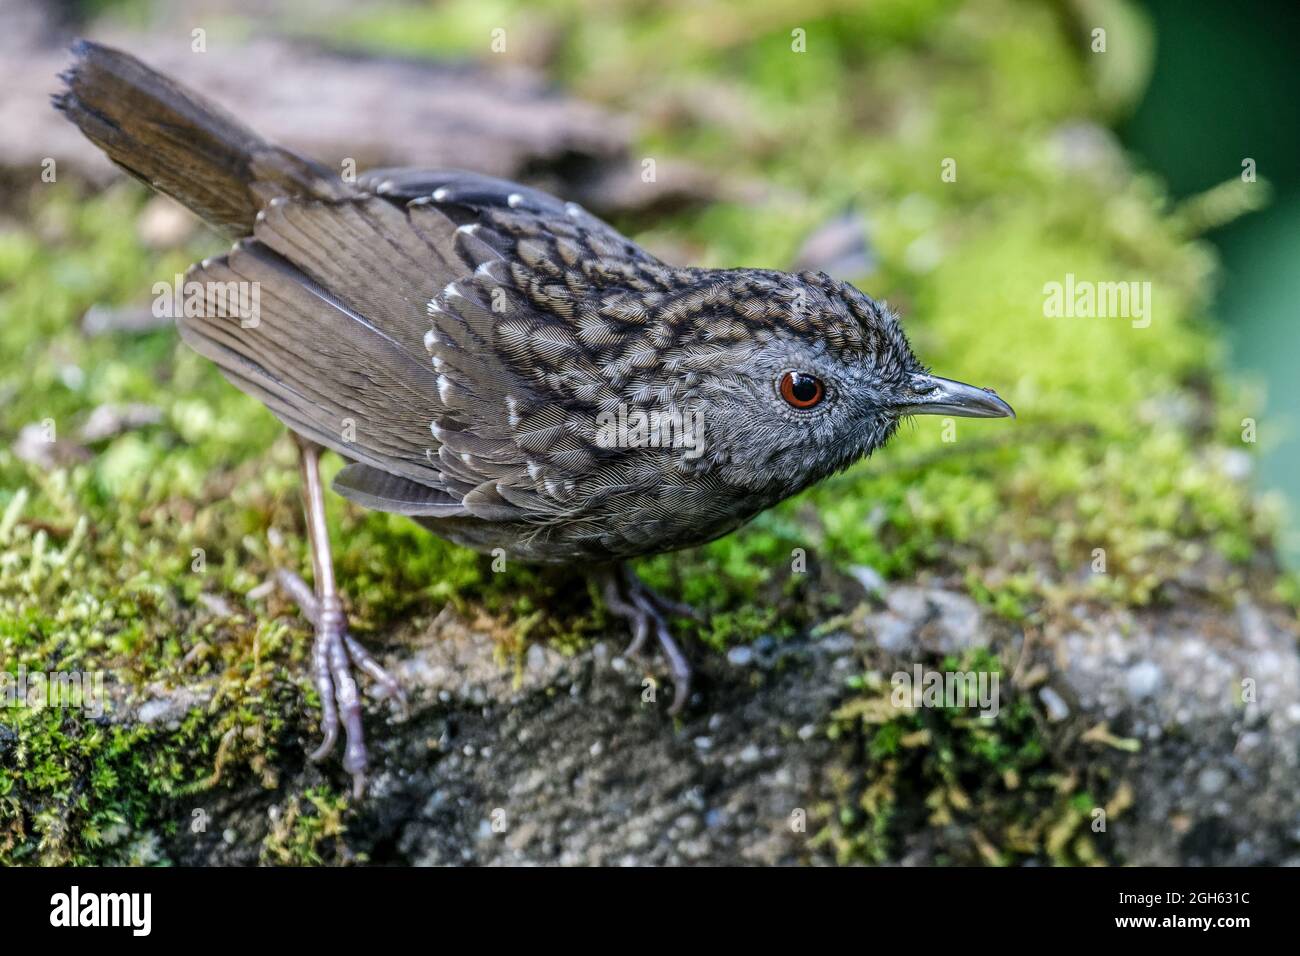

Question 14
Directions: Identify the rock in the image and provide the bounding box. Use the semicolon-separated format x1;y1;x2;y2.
1038;686;1070;722
869;585;983;655
1197;767;1228;796
1125;661;1163;700
847;564;887;598
726;645;754;667
125;577;1300;867
134;684;212;728
1056;599;1300;866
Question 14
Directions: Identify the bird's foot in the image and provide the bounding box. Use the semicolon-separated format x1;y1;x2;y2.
276;568;406;798
601;566;698;715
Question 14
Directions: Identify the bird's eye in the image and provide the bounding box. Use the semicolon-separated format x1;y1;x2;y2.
778;371;825;410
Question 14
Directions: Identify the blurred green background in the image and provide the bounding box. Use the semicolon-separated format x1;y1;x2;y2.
1125;0;1300;565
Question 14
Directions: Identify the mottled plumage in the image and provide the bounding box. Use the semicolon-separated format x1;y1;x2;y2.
179;178;934;563
55;41;1013;789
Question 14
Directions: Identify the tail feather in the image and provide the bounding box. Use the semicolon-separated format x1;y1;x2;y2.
53;39;350;236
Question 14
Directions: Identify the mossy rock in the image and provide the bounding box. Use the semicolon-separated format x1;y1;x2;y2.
2;0;1297;864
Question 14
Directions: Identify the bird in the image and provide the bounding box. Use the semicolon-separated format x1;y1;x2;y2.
54;40;1014;797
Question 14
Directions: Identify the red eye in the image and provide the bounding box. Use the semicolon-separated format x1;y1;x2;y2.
779;371;825;409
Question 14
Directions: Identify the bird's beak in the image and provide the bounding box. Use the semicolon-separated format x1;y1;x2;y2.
896;373;1016;419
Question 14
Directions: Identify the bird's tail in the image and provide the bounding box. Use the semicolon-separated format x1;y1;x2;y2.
53;39;349;237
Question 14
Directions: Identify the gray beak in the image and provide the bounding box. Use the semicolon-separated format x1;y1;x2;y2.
897;373;1016;419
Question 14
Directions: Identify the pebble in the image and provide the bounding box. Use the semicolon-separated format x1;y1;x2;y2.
848;564;886;596
726;645;754;667
1038;687;1070;722
1198;766;1228;796
1125;661;1163;700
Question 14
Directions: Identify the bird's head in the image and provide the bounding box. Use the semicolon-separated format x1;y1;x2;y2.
677;269;1014;497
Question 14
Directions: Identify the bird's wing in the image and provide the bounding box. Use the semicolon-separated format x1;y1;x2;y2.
357;167;642;254
178;176;670;522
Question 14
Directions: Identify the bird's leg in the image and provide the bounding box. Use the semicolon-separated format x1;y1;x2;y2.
599;565;699;715
281;435;402;798
274;568;405;701
633;576;706;623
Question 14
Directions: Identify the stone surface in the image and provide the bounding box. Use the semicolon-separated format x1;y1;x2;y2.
142;580;1300;866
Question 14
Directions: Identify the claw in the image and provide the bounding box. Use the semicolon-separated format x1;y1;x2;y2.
277;569;403;798
601;566;698;714
344;633;408;713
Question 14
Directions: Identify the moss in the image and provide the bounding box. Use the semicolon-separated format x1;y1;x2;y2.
816;649;1125;865
1;0;1287;864
260;787;353;866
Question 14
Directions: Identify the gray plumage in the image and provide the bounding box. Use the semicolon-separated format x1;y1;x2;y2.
53;41;1011;570
55;41;1015;776
53;42;1013;567
181;179;922;564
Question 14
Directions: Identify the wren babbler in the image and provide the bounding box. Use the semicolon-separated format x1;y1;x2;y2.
55;41;1014;794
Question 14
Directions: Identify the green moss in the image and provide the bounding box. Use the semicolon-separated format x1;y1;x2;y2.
1;0;1287;863
817;649;1125;865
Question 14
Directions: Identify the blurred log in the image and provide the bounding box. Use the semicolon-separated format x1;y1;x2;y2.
2;22;729;216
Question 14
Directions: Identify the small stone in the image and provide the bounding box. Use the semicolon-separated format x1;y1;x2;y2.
848;564;886;596
726;645;754;667
1038;686;1070;722
137;697;182;725
875;615;914;653
885;586;928;621
1198;766;1228;796
673;813;702;837
1125;661;1163;700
